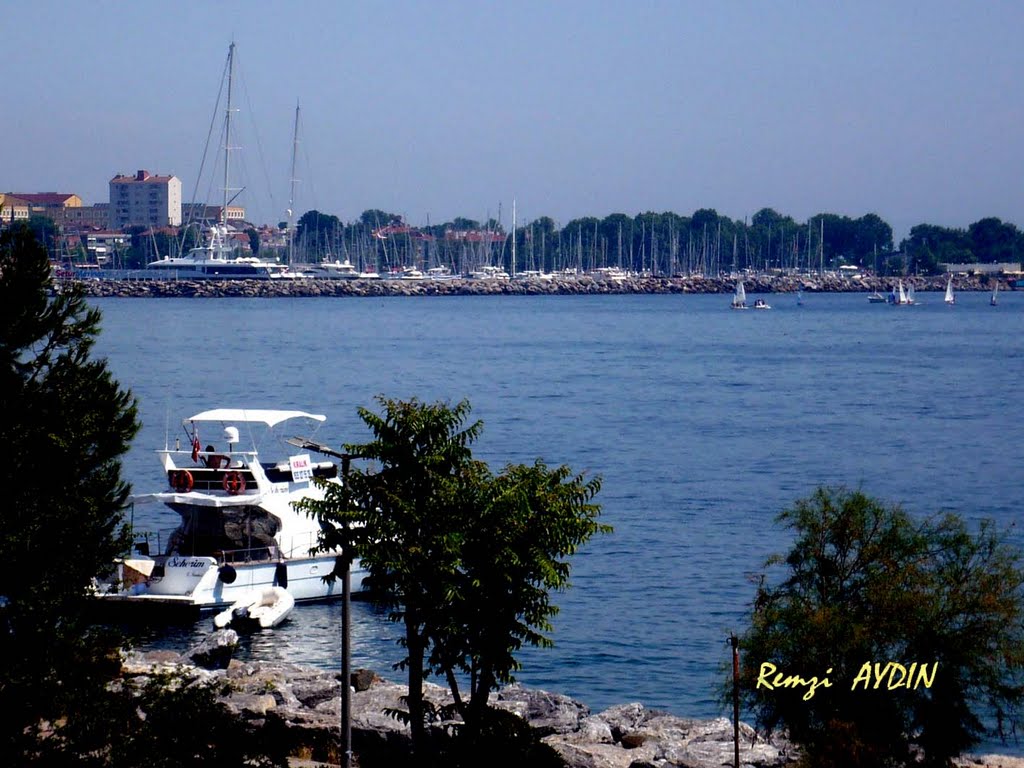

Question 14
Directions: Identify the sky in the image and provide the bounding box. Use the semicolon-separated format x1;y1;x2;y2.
3;1;1022;241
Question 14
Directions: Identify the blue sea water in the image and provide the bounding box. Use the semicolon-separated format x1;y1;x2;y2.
92;290;1024;748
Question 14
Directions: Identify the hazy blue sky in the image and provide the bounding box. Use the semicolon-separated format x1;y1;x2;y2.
3;1;1021;240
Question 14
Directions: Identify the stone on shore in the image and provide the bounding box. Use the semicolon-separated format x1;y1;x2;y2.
119;639;1020;768
123;644;794;768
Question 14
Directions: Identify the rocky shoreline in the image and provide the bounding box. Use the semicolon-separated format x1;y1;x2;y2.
69;273;1004;299
123;633;1022;768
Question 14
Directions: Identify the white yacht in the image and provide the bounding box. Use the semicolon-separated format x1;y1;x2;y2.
468;265;511;280
92;408;367;618
314;258;360;279
147;224;288;279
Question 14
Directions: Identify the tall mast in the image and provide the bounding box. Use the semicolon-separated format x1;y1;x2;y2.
287;101;300;265
819;217;824;275
222;41;237;227
511;198;516;277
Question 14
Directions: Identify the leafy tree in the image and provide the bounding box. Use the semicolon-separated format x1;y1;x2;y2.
0;223;287;766
737;487;1024;768
359;209;403;229
295;209;342;259
0;222;139;759
968;217;1022;263
300;396;607;759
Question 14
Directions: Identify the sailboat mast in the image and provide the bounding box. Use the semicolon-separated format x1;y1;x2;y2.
287;101;300;265
819;218;824;275
222;42;236;226
511;198;516;278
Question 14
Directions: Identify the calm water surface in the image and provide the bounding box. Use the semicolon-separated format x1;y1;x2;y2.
93;290;1024;747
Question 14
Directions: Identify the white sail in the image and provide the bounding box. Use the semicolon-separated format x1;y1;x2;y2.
991;281;999;305
944;276;955;304
898;281;908;305
731;280;748;309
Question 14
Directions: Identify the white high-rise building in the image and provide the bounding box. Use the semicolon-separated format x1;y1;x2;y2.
109;170;181;228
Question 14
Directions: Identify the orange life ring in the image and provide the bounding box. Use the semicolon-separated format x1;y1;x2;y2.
223;471;246;495
170;469;194;493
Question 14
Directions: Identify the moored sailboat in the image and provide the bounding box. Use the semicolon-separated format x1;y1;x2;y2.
148;43;286;280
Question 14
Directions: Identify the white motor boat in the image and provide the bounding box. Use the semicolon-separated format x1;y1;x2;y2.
213;585;295;630
93;408;367;618
147;224;288;279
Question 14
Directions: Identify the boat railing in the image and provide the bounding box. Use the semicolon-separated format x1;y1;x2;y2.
217;532;325;564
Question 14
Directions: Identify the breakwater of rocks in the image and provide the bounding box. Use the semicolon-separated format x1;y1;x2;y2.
68;274;1001;299
124;633;1022;768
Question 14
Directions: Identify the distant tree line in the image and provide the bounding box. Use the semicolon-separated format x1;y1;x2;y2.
12;205;1023;277
292;207;1022;277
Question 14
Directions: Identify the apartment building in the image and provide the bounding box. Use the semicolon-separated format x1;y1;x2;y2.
109;170;182;228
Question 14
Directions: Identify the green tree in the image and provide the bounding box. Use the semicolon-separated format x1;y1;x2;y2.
300;396;607;759
0;223;287;767
0;222;139;759
737;487;1024;768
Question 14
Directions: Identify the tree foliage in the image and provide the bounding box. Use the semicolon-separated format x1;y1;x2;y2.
0;221;140;759
0;223;283;766
737;487;1024;768
299;396;607;758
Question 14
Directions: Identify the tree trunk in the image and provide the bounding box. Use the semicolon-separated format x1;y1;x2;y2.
405;611;425;752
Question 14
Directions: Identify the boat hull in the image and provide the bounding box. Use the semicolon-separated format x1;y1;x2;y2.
93;554;368;619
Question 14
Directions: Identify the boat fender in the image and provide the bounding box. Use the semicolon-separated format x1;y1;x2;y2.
169;469;194;493
222;471;246;495
274;562;288;588
218;564;237;584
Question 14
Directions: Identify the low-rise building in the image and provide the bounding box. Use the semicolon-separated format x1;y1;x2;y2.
0;194;31;224
181;203;246;224
940;262;1020;275
83;230;130;264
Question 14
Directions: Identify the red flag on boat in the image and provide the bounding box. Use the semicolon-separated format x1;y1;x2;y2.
190;427;200;462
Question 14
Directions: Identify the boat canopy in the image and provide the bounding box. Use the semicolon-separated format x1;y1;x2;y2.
185;409;326;427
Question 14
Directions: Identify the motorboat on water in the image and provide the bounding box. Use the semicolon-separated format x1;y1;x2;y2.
92;408;367;618
867;291;887;303
213;585;295;630
753;298;771;310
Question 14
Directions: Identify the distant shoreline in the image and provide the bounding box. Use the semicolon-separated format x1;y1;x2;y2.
69;274;1005;299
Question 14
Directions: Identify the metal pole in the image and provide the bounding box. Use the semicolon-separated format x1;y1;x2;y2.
730;634;740;768
341;454;352;768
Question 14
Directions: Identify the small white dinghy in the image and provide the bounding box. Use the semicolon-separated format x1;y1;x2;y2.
213;585;295;630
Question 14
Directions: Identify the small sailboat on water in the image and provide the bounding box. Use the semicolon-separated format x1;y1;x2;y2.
991;281;999;306
730;280;748;310
944;276;955;305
